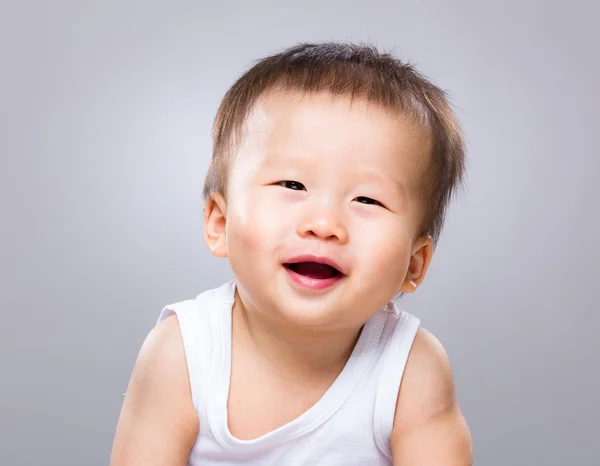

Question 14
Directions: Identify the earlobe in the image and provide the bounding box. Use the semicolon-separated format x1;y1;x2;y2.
203;193;228;258
399;235;433;294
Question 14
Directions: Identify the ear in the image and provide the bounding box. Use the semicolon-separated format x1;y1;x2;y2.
203;192;228;258
399;235;434;294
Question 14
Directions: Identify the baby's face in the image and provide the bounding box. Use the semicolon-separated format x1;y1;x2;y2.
218;90;431;330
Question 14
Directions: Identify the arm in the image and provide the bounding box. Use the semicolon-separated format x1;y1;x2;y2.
110;315;199;466
391;328;473;466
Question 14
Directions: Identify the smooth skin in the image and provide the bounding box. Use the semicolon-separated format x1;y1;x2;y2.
110;90;472;465
110;316;198;465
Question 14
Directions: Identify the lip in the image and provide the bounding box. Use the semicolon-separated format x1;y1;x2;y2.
282;254;347;292
283;254;346;275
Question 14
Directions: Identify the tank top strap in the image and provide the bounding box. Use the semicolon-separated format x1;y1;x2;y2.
372;306;421;459
156;281;236;417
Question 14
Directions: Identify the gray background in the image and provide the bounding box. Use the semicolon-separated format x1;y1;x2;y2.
1;0;598;465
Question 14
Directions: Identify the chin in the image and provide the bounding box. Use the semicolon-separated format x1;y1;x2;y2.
264;271;350;327
270;300;344;328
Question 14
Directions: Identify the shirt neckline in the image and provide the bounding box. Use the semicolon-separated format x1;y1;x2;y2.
207;280;387;450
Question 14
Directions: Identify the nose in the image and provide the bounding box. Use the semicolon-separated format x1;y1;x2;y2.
297;204;349;244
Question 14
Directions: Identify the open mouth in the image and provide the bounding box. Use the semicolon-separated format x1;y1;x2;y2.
283;261;343;279
282;255;346;291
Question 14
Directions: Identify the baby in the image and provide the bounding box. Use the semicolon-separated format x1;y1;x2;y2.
111;42;473;465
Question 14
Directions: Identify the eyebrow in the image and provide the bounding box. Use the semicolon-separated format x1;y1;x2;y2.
356;170;407;197
260;152;315;171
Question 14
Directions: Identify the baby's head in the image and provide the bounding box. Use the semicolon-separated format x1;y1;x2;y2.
203;42;465;329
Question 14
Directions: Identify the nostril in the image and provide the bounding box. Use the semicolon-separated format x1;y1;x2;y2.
298;217;349;244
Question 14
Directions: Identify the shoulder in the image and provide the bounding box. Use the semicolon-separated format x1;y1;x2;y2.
134;314;193;391
127;315;199;425
395;328;456;420
390;327;473;464
110;315;199;464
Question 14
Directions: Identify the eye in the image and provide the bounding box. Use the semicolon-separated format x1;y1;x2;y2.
355;196;384;207
278;180;306;191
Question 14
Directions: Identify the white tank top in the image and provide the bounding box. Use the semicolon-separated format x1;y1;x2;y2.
157;281;420;465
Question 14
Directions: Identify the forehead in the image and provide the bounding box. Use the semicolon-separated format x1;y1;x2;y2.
236;89;432;182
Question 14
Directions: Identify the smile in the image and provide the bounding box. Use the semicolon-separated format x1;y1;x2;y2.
283;255;346;291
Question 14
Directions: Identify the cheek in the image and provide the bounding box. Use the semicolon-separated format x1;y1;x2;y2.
354;218;411;280
226;191;288;256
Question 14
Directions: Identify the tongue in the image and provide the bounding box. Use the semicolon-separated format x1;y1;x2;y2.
290;262;336;279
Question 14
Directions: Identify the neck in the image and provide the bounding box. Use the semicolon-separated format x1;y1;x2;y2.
232;291;362;380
